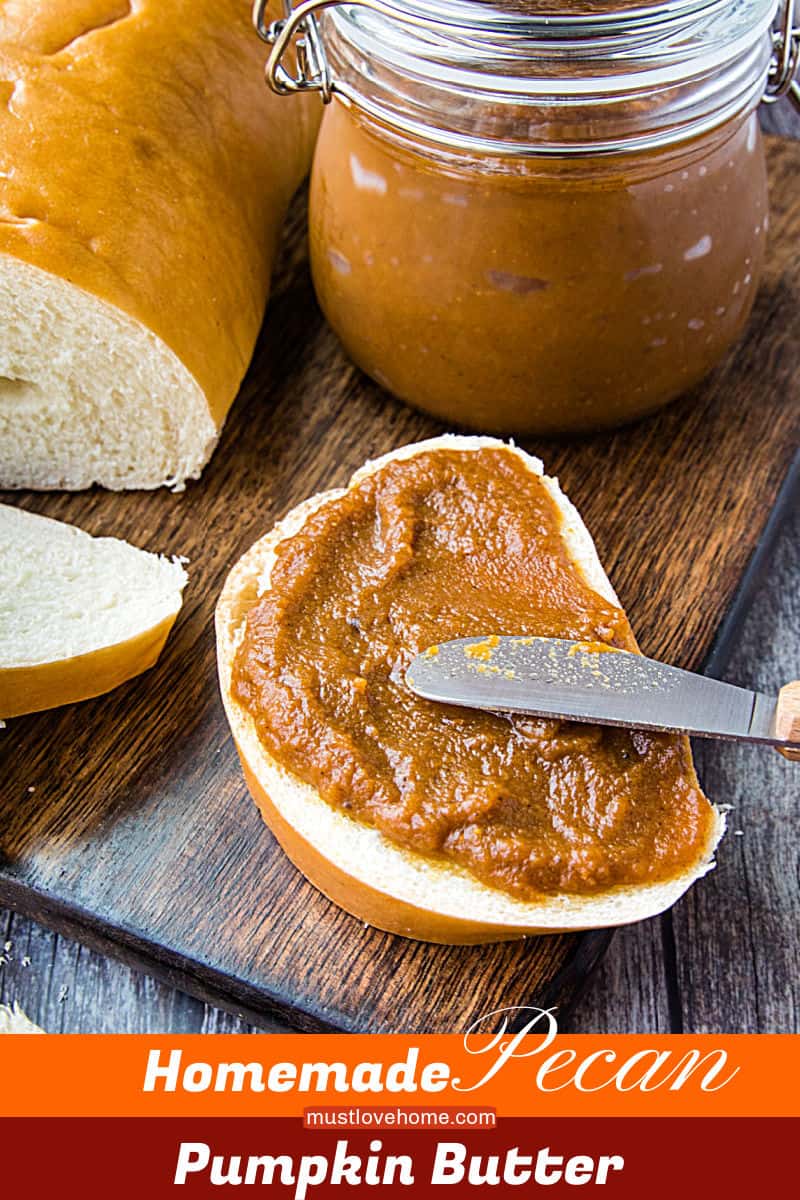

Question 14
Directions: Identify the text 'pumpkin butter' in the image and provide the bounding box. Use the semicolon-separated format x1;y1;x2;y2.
216;437;722;943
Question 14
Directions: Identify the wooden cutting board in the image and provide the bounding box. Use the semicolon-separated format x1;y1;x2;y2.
1;138;798;1034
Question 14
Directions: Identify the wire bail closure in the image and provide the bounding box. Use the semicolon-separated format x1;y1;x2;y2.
253;0;335;102
765;0;800;109
253;0;800;113
253;0;406;104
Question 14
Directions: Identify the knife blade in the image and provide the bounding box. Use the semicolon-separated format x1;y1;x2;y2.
405;636;800;753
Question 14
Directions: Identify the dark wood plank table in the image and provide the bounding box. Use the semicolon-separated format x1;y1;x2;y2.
1;102;798;1035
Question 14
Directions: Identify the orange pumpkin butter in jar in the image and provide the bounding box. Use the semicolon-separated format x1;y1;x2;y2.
261;0;790;434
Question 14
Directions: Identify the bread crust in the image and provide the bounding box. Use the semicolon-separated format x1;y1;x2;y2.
0;501;186;717
216;436;725;943
0;612;178;720
0;1;320;487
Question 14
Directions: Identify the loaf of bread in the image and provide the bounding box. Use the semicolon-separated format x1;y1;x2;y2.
0;1;319;491
216;437;724;944
0;503;187;718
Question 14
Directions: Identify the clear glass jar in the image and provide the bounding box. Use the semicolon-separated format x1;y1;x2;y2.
258;0;796;434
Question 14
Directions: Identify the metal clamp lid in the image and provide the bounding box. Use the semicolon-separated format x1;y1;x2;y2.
253;0;338;102
253;0;800;113
765;0;800;107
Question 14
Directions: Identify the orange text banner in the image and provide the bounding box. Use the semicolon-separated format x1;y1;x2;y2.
1;1027;798;1119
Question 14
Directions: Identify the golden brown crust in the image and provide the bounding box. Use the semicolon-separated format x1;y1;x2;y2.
0;1;319;427
237;745;530;944
0;612;178;719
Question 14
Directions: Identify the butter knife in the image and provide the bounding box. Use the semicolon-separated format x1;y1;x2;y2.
405;636;800;760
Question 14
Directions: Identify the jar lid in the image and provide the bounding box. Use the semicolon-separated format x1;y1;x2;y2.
390;0;727;34
260;0;780;154
329;0;774;66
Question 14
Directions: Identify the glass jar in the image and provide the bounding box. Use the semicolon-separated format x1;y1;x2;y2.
256;0;799;434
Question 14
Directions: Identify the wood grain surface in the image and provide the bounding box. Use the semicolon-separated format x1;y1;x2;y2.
2;497;797;1035
570;499;800;1034
0;137;798;1034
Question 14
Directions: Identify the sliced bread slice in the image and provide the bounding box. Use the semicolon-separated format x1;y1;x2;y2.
0;504;187;719
216;436;724;944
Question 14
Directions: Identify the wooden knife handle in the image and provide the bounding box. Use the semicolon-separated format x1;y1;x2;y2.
776;682;800;760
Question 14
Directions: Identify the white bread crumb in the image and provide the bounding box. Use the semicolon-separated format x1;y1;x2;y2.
0;1002;44;1033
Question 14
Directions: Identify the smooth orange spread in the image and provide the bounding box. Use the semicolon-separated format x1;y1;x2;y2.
311;103;767;434
233;448;713;898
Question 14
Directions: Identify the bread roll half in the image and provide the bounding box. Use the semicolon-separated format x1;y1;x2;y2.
0;1;319;491
1;503;186;719
216;436;724;943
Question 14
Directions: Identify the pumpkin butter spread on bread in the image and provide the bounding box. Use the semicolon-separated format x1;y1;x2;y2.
217;437;722;944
